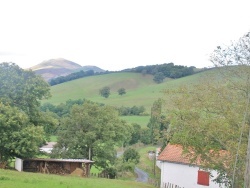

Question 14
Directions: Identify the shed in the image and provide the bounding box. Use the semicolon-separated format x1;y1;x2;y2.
15;158;94;177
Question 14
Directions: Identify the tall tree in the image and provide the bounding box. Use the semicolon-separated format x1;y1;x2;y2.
147;99;169;145
52;102;131;169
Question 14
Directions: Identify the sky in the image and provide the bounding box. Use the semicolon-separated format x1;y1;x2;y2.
0;0;250;71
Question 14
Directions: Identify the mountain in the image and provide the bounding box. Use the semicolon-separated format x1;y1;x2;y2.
30;58;104;81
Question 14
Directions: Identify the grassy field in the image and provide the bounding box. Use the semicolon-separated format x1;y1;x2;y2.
120;116;150;128
42;72;208;113
0;169;153;188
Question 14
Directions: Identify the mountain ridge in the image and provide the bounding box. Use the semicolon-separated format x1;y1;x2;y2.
30;58;104;81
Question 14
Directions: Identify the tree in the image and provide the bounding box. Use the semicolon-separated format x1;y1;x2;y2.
0;103;45;167
165;31;250;187
0;63;51;167
147;99;169;145
118;88;126;96
0;63;51;125
153;72;165;83
52;102;131;170
99;86;111;98
129;123;141;145
123;148;140;164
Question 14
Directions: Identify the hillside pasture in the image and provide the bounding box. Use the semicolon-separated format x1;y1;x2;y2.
43;71;212;113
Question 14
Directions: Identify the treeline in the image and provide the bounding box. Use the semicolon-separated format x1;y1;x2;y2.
124;63;195;78
49;70;112;86
41;99;146;117
117;106;146;116
40;99;104;117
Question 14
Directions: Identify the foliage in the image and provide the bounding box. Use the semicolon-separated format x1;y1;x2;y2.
115;157;136;172
147;99;169;145
0;63;51;165
140;128;151;145
52;102;131;170
123;148;140;164
49;70;95;86
129;123;141;145
99;86;111;98
0;103;45;164
123;62;196;79
118;105;145;116
165;75;249;187
161;32;250;186
117;88;126;96
38;111;59;136
153;72;165;83
41;99;89;117
0;63;51;125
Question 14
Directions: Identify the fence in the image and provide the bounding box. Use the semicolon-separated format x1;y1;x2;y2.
148;177;160;187
161;182;184;188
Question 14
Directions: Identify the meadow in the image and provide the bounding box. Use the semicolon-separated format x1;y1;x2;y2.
44;71;209;113
0;169;153;188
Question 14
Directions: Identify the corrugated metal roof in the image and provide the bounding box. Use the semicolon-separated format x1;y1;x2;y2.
24;158;94;163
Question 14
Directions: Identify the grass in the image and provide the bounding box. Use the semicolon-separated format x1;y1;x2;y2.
0;169;154;188
50;135;58;142
42;72;208;113
136;145;161;180
120;116;150;128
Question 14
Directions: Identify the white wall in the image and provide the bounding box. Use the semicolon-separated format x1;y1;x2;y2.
15;158;23;172
40;147;53;153
160;161;225;188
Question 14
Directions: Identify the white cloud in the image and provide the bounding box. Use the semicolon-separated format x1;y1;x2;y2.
0;0;250;70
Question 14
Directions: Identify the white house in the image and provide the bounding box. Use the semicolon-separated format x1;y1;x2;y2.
157;144;226;188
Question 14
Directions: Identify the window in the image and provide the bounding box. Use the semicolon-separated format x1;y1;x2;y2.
197;170;209;186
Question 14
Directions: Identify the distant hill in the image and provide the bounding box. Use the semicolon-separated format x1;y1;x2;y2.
30;58;104;81
43;71;211;112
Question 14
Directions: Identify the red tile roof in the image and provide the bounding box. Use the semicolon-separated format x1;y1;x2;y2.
157;144;198;165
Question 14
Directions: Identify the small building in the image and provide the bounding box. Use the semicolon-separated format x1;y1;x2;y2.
40;142;57;153
157;144;226;188
15;158;94;177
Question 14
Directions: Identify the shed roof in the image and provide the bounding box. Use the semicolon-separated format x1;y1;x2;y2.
24;158;94;164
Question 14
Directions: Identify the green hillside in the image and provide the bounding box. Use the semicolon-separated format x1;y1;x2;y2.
43;71;209;113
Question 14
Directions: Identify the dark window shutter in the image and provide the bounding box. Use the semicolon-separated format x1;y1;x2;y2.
197;170;209;186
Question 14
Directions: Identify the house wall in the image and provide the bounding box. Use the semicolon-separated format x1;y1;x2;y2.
160;161;225;188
